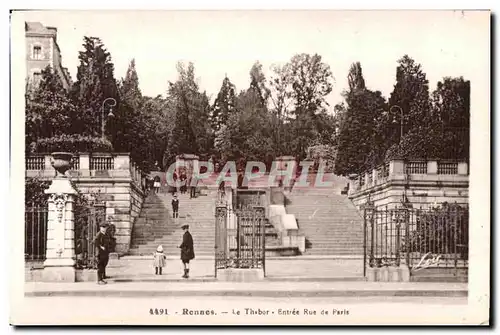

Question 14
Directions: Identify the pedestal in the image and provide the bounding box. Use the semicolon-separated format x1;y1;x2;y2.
217;268;264;282
42;177;77;282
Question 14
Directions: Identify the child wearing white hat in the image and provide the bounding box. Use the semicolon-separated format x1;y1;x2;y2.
153;245;167;275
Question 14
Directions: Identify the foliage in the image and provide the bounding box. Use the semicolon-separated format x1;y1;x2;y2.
334;62;387;175
29;134;113;154
165;62;213;162
25;177;50;206
70;36;120;137
384;55;431;149
216;87;275;162
306;144;336;172
25;66;76;148
211;76;237;132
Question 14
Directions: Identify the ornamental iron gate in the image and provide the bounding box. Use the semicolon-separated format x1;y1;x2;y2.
214;191;266;277
363;202;469;278
74;203;108;269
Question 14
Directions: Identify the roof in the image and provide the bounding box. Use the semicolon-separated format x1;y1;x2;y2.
25;22;57;38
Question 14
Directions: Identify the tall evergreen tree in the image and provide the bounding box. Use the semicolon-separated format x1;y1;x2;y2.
347;62;366;92
334;62;387;175
211;76;236;132
120;59;142;109
387;55;430;142
166;62;212;160
70;36;119;137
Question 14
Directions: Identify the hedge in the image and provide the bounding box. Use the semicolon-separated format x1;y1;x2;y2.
29;134;114;154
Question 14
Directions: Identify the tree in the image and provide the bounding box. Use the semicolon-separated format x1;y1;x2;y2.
335;89;387;175
211;76;237;132
387;55;431;142
249;61;271;106
269;53;334;158
166;62;213;161
334;62;387;175
216;88;274;162
70;36;119;137
347;62;366;92
25;66;76;148
431;77;470;129
120;59;142;110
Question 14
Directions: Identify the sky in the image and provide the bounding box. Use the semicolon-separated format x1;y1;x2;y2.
18;10;488;109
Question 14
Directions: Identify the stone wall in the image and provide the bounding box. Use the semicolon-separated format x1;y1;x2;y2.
26;153;147;255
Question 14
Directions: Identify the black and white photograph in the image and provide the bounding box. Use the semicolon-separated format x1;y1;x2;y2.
9;9;490;325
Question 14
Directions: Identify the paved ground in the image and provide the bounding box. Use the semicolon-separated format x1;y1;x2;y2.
103;257;364;280
24;280;468;298
12;295;470;325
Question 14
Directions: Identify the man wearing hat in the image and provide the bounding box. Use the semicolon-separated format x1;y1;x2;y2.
94;222;111;285
179;224;195;278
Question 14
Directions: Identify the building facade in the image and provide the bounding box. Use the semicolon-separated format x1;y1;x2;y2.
25;22;72;90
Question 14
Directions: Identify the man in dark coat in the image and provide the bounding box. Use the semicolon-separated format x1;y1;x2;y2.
179;224;195;278
171;194;179;218
94;222;111;285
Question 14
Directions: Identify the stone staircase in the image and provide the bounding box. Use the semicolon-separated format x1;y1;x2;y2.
129;192;217;257
285;187;364;256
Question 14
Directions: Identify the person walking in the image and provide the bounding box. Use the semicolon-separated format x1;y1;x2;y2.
153;175;161;194
171;194;179;219
153;245;167;275
180;171;187;194
94;222;111;285
189;174;198;199
179;224;195;278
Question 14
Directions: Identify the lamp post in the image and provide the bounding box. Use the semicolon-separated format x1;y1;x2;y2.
390;105;404;142
101;98;116;139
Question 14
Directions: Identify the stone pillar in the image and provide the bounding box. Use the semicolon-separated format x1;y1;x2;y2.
42;178;77;282
427;161;438;175
79;154;90;177
390;160;404;176
458;162;468;175
44;155;53;170
372;168;378;186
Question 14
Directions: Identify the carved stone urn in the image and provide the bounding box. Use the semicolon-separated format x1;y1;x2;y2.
50;152;73;178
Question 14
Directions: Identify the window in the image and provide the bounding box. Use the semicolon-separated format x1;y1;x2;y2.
33;46;42;60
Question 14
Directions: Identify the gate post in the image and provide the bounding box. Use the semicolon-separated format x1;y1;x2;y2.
42;172;78;282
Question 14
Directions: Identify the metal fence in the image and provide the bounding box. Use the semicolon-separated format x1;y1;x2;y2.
25;206;49;261
25;203;108;268
364;204;469;276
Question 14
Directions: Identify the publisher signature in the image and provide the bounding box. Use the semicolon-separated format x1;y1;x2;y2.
411;252;442;272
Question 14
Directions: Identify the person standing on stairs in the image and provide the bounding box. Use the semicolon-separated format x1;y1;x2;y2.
153;245;167;275
179;224;195;278
189;174;198;199
172;194;179;219
153;175;161;194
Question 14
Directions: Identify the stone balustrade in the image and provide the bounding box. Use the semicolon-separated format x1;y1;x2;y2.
349;159;469;194
348;159;469;210
26;153;146;187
